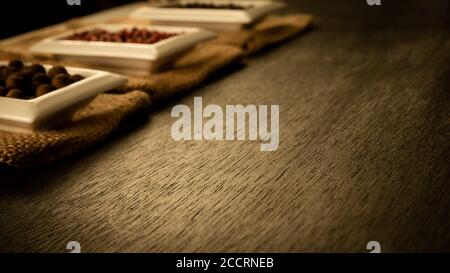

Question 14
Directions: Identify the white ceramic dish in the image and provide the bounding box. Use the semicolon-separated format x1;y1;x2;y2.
0;62;127;133
30;24;216;76
129;0;285;30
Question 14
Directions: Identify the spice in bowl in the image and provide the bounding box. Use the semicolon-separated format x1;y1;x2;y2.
167;3;252;9
0;60;85;100
65;27;179;44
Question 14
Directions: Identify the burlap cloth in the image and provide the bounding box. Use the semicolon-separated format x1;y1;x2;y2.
0;14;313;168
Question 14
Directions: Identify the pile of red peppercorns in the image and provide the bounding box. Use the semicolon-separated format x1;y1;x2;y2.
65;27;178;44
168;3;252;9
0;60;85;100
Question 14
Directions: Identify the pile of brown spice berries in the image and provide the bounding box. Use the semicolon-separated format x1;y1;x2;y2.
0;60;85;100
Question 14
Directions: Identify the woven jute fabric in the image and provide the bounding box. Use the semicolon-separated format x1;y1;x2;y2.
214;14;314;54
0;14;313;168
123;43;245;102
0;91;151;168
123;14;314;100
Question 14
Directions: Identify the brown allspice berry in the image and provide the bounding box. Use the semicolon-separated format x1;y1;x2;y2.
20;67;35;81
51;73;72;89
31;81;42;91
32;73;50;85
30;63;46;74
35;84;55;97
6;89;26;99
48;65;68;78
1;67;18;80
6;75;25;90
9;59;23;69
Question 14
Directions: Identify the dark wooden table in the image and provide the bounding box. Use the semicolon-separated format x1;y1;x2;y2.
0;0;449;252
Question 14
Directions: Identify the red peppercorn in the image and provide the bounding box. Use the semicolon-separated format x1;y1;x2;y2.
65;28;178;45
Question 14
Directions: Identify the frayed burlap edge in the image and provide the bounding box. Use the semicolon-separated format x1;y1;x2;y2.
0;91;151;168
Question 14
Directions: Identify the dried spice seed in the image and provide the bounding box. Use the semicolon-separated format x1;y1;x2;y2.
32;73;50;85
48;65;68;79
51;74;72;89
30;63;46;74
9;59;24;69
20;68;35;81
1;67;18;80
6;75;25;90
36;84;56;97
6;89;26;99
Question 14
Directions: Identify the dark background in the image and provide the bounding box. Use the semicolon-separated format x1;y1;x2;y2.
0;0;140;39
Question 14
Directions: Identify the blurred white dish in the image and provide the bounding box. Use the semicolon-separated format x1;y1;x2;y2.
0;62;127;133
129;0;285;30
30;24;216;76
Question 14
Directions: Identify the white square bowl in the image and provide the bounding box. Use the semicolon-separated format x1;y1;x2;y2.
0;62;127;133
129;0;285;30
30;24;217;76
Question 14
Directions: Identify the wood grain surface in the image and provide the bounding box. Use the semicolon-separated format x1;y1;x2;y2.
0;0;449;252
